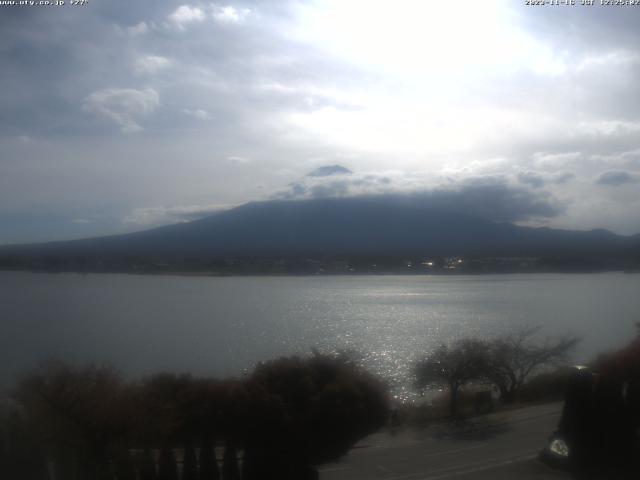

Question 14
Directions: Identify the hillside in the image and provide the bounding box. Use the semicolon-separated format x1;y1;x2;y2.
1;196;639;273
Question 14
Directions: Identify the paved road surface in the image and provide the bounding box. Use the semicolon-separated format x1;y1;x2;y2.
320;403;570;480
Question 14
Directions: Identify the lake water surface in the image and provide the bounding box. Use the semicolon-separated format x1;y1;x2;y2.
2;271;639;400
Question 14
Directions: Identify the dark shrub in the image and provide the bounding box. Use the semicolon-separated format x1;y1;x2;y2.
222;443;240;480
12;361;128;479
138;448;157;480
556;336;640;478
0;402;48;480
519;367;576;403
157;446;178;480
182;441;198;480
198;438;219;480
246;353;389;466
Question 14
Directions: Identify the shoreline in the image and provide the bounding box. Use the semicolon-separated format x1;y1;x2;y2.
0;267;634;278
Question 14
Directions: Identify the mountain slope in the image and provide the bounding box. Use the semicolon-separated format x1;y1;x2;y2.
0;196;638;269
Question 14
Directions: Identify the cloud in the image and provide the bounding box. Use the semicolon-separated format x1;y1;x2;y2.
551;172;575;185
273;168;560;223
517;171;545;189
424;181;561;223
307;164;352;177
274;170;393;200
83;88;160;133
134;55;170;75
124;204;232;226
168;5;206;29
211;4;251;24
127;21;149;36
226;156;250;164
596;170;639;186
3;0;640;242
181;108;210;120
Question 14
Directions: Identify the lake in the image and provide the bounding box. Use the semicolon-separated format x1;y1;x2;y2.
1;271;639;400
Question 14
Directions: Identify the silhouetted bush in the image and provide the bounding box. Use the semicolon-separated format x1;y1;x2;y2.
157;446;178;480
222;443;240;480
556;334;640;479
518;367;575;403
113;447;136;480
182;441;198;480
0;401;48;480
245;353;389;470
198;438;219;480
131;374;228;446
138;448;157;480
8;354;388;478
12;361;129;480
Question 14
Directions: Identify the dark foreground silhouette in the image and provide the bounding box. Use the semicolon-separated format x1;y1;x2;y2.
0;354;389;480
542;335;640;479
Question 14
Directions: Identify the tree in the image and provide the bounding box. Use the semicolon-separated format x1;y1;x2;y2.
13;361;128;480
0;400;49;480
138;448;157;480
485;327;580;403
182;441;198;480
415;339;488;417
222;443;240;480
113;447;136;480
131;373;226;447
243;353;389;478
198;437;219;480
157;446;178;480
560;332;640;477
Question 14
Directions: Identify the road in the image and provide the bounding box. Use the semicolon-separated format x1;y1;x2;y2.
320;403;570;480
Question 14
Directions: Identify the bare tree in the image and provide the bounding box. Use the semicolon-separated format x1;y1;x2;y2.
415;339;488;417
485;327;580;403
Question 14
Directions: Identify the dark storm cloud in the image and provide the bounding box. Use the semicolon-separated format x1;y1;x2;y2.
416;182;560;223
274;169;560;223
596;170;639;186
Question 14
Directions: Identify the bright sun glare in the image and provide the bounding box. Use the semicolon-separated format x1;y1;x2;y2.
286;0;566;160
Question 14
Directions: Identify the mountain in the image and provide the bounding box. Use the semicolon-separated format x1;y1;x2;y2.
1;196;639;273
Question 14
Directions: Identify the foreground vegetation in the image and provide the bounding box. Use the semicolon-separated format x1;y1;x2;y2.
0;353;388;480
414;327;580;417
2;326;639;479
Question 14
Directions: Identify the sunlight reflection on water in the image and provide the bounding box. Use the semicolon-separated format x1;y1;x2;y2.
1;272;639;401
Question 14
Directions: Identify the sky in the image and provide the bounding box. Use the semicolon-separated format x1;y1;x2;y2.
1;0;640;244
